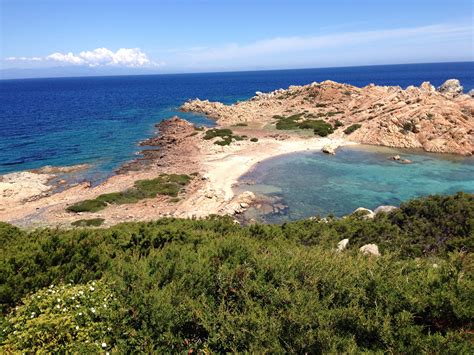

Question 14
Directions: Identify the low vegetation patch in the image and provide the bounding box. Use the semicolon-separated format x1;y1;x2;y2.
250;137;258;142
274;113;334;136
0;193;473;353
233;122;248;127
66;174;192;213
71;218;105;227
344;123;362;134
203;128;244;146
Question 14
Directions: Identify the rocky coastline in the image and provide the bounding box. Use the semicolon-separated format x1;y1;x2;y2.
1;79;472;228
182;79;474;155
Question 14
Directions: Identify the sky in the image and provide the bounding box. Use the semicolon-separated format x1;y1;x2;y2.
1;0;473;78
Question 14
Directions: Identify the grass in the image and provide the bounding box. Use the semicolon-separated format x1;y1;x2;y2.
66;174;192;213
344;124;362;135
71;218;105;227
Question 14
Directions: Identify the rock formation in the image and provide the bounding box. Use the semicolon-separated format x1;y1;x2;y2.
359;244;381;256
182;79;474;155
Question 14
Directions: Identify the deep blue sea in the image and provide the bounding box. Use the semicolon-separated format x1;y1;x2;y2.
1;62;473;182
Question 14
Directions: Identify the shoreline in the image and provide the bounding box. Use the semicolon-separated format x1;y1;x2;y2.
1;78;472;228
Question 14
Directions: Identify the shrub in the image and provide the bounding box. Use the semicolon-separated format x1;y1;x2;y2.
250;138;258;142
233;123;248;127
1;194;473;353
71;218;105;227
344;124;362;134
334;120;343;128
66;199;107;213
67;174;192;212
203;128;233;140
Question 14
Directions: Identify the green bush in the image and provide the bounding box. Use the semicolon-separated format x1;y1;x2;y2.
1;193;473;353
67;174;192;212
250;138;258;142
233;123;248;127
344;124;362;134
71;218;105;227
66;199;107;213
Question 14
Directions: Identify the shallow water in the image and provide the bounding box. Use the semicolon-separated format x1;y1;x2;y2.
1;62;473;183
236;145;474;222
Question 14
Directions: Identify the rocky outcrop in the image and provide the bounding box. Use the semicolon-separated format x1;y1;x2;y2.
221;191;256;215
181;79;474;156
322;144;337;155
359;244;381;256
352;207;375;219
437;79;463;98
337;238;349;251
374;205;398;215
117;116;202;174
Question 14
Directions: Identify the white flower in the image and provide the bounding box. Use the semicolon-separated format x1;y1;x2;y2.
79;290;84;295
71;296;75;300
106;352;110;355
91;308;96;313
78;312;82;316
62;308;67;312
56;305;60;309
76;305;80;308
36;296;41;299
57;298;61;303
75;326;79;330
101;342;107;348
89;286;95;291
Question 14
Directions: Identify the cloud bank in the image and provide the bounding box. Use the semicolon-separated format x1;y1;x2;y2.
6;48;162;68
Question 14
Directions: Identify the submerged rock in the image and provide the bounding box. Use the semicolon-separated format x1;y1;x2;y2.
359;244;381;256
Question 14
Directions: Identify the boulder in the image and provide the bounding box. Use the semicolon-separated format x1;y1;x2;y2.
359;244;381;256
420;81;435;92
352;207;375;219
337;239;349;251
437;79;463;97
468;89;474;98
322;145;336;155
374;205;398;215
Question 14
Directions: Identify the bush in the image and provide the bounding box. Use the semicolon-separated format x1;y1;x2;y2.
71;218;105;227
250;138;258;142
344;124;362;134
1;193;473;353
67;174;192;212
66;199;107;213
233;123;248;127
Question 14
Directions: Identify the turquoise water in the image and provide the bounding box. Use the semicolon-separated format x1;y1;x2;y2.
1;62;473;184
237;145;474;222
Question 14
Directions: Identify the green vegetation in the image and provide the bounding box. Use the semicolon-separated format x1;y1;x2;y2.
66;174;192;213
274;113;334;136
1;193;473;353
334;119;344;128
344;123;362;135
233;122;248;127
71;218;105;227
402;120;417;134
250;137;258;142
203;128;243;146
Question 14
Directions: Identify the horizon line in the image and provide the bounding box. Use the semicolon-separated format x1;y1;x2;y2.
1;60;472;82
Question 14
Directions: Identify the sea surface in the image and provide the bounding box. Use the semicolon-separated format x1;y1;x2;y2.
236;145;474;222
1;62;473;217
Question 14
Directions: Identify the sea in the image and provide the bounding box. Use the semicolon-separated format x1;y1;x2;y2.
1;62;473;219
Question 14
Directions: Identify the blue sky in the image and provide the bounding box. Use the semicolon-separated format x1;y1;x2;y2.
1;0;473;78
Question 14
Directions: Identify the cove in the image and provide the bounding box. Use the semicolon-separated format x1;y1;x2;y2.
236;145;474;223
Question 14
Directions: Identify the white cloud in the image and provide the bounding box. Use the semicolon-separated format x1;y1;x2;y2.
5;47;162;68
179;23;473;63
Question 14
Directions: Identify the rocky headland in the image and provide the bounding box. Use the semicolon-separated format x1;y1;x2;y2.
182;79;474;155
